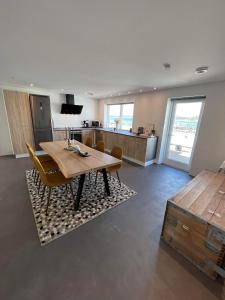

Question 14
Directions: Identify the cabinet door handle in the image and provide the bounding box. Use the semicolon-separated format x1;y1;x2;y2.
182;224;190;232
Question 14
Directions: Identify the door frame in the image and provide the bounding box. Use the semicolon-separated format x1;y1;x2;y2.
163;98;205;171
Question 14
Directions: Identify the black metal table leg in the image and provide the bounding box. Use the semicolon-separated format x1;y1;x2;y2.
75;174;86;210
102;168;110;196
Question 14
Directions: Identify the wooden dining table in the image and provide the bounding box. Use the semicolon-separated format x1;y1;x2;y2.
39;140;122;210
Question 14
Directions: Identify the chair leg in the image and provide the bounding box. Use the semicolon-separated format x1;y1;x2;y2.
69;183;74;200
116;171;121;186
45;187;52;214
95;171;99;185
38;179;42;194
35;173;39;185
41;185;46;202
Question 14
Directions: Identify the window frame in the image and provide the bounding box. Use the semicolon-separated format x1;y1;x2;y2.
106;102;134;130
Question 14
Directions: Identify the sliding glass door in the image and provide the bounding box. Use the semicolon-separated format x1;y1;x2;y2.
164;99;204;171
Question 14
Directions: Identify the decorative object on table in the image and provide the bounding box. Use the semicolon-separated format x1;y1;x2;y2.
78;150;90;157
26;170;136;245
73;145;81;153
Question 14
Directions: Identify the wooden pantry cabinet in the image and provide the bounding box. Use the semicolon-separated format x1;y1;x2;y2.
161;170;225;279
4;90;34;155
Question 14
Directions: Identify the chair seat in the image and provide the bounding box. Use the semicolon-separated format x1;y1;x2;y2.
46;172;71;187
106;164;121;173
39;154;54;163
42;160;59;172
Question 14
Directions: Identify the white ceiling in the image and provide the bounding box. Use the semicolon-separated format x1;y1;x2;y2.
0;0;225;99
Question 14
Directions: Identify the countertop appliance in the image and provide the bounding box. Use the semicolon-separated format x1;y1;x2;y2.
29;94;53;150
81;120;89;128
61;94;83;114
91;121;100;127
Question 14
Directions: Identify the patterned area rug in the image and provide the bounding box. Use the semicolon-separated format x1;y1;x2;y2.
26;170;136;245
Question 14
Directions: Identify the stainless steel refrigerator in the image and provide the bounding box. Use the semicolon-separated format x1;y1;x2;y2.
29;94;53;150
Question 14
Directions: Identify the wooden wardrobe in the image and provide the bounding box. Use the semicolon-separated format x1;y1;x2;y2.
4;90;34;156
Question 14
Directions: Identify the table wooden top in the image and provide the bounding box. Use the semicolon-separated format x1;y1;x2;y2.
170;170;225;230
40;140;121;179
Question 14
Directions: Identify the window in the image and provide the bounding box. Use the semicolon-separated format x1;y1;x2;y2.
107;103;134;130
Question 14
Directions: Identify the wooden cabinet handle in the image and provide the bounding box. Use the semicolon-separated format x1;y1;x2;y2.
182;224;190;232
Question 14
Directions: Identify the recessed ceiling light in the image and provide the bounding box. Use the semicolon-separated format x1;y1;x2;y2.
30;83;34;87
195;66;209;74
139;89;143;93
110;94;113;97
153;87;157;90
118;93;121;96
128;91;130;94
163;63;171;70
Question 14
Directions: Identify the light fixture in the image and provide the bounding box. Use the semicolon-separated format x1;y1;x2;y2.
61;88;64;92
163;63;171;70
153;87;157;90
195;66;209;74
128;91;130;94
30;83;34;87
139;89;143;93
118;93;121;96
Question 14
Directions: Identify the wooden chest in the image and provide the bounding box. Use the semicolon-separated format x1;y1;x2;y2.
161;170;225;279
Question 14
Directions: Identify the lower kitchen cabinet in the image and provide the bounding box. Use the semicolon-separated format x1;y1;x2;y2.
82;130;94;146
53;130;66;141
97;130;158;166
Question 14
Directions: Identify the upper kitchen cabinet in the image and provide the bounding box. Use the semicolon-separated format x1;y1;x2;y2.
3;90;34;156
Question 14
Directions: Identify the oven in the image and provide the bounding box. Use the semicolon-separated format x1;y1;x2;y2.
70;130;82;142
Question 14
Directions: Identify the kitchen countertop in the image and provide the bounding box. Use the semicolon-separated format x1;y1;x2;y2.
53;127;157;139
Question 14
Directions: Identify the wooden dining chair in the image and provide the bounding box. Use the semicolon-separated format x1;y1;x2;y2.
85;137;93;147
95;145;122;186
33;155;74;214
107;146;123;185
96;140;105;153
26;143;59;190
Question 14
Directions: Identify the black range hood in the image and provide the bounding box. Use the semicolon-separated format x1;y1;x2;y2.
61;94;83;114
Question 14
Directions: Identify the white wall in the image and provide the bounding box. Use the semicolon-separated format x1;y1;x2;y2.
0;86;99;156
50;93;98;128
0;89;13;155
98;81;225;176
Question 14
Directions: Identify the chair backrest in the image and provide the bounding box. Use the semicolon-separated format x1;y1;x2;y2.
26;143;35;163
111;146;122;160
33;155;49;186
96;141;105;153
85;137;93;147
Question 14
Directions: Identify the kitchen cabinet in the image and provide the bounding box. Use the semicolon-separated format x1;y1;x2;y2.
4;90;34;156
53;130;66;141
82;129;95;146
97;130;158;166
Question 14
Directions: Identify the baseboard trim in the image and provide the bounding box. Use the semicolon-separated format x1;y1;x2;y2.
15;150;46;159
